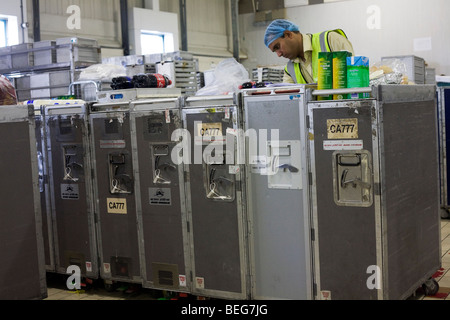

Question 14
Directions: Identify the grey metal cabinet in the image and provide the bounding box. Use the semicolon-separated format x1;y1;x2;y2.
241;86;314;300
307;85;441;300
0;104;47;299
182;94;249;299
130;97;191;293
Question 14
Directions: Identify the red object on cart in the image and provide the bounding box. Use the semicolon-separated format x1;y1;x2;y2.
0;75;17;105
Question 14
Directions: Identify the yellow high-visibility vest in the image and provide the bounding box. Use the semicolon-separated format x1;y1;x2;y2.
285;29;348;84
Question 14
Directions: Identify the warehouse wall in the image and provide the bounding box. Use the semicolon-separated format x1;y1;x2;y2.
239;0;450;76
24;0;128;57
6;0;449;75
19;0;235;62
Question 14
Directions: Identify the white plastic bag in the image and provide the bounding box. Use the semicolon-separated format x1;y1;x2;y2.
196;58;250;96
78;64;127;82
369;59;410;85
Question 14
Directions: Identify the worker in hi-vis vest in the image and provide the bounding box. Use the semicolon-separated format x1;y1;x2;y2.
264;19;355;84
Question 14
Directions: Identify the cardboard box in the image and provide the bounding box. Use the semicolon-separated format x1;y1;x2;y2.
347;56;370;99
332;51;352;100
317;52;333;100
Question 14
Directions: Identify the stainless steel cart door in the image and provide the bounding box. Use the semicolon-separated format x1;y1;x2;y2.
309;100;380;300
183;104;248;299
90;111;141;283
45;105;97;278
131;102;191;292
243;93;312;300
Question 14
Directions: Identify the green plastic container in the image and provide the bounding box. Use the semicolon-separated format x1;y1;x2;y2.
347;56;370;99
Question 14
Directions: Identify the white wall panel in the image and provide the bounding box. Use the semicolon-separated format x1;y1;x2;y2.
239;0;450;76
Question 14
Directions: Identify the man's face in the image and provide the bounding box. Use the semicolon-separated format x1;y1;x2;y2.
268;31;302;60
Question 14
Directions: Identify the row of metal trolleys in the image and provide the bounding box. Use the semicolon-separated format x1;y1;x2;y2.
1;83;445;300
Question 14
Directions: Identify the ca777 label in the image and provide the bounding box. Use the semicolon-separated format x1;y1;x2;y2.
327;118;358;139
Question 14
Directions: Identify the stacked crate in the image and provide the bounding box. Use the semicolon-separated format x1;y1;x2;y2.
252;67;284;83
2;37;101;101
156;51;199;96
381;55;426;84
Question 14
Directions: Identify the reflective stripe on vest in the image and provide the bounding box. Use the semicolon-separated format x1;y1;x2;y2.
285;29;347;84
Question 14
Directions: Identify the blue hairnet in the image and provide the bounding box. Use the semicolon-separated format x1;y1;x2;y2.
264;19;300;47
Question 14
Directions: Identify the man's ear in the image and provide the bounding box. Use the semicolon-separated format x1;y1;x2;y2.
283;30;293;38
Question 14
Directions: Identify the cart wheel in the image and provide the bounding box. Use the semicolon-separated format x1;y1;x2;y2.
441;209;449;219
104;281;115;292
422;278;439;296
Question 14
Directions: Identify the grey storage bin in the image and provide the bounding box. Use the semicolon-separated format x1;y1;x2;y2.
33;40;57;66
0;46;12;70
11;43;34;69
30;71;72;99
426;68;436;84
56;37;101;64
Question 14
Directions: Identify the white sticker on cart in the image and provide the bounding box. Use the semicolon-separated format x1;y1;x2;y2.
320;290;332;300
165;109;171;123
195;277;205;289
179;275;187;287
149;188;172;206
86;261;92;272
61;184;79;200
103;263;111;274
323;140;363;151
249;156;268;174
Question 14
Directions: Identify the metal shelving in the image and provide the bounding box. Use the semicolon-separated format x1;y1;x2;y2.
1;38;101;101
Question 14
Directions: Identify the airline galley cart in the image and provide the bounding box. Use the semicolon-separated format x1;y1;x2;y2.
43;101;98;279
181;94;249;299
89;88;180;288
0;104;47;299
307;85;441;299
129;96;191;293
240;85;315;300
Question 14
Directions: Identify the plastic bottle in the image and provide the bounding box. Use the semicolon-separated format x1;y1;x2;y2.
132;73;173;88
110;76;134;90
